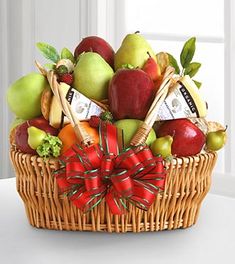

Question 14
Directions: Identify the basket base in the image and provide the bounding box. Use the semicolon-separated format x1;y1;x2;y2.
22;197;201;233
28;220;196;233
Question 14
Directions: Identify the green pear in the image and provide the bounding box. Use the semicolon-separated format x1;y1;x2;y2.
73;52;114;100
114;119;156;147
114;33;157;71
28;126;46;150
206;130;227;151
7;73;49;119
150;136;173;158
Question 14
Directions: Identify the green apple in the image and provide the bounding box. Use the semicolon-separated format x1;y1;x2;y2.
7;73;49;119
114;119;156;147
114;33;157;71
73;52;114;100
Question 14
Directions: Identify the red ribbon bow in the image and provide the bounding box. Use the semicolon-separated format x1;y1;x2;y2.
55;122;166;214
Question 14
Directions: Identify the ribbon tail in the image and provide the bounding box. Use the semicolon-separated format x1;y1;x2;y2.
105;188;127;215
54;168;72;192
71;186;106;213
129;180;156;211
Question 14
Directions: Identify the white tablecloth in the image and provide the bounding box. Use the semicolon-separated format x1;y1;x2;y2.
0;178;234;264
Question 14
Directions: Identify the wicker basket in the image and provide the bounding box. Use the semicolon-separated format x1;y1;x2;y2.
10;148;217;232
9;66;218;232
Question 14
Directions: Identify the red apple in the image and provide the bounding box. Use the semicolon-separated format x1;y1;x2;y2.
15;116;58;154
142;52;161;82
109;69;155;120
74;36;114;68
156;119;206;157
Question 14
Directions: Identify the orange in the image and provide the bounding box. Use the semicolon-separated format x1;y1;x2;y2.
58;121;99;154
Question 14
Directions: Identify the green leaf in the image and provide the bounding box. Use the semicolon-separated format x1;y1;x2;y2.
61;47;75;63
44;63;56;70
184;62;201;77
166;53;180;74
180;37;196;68
193;80;202;89
36;42;60;63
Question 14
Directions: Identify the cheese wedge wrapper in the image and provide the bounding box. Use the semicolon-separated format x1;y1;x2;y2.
156;75;207;121
49;83;104;128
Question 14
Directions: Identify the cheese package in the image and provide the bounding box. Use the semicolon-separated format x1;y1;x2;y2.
156;75;207;121
49;83;104;128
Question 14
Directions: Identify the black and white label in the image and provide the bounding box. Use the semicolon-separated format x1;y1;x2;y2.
156;82;199;120
62;88;103;124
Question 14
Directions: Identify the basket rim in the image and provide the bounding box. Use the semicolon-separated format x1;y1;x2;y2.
10;144;217;166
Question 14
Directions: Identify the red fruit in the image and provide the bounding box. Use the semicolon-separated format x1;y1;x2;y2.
15;116;58;154
154;75;163;91
74;36;114;68
15;122;36;154
142;53;161;82
109;69;155;120
89;116;100;128
59;73;73;85
156;119;206;157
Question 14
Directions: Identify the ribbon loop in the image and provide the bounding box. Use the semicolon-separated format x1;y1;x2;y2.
101;154;115;179
84;169;103;191
111;169;133;198
66;160;85;184
115;148;140;169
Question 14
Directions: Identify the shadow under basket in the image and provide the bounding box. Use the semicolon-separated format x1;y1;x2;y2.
10;147;217;233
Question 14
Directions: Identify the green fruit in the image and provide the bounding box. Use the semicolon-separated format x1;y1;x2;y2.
206;130;226;151
114;119;156;147
150;136;173;158
7;73;49;119
27;126;46;150
114;33;157;71
73;52;114;100
9;117;26;132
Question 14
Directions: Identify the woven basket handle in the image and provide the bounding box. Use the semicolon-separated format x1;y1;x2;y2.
130;66;175;146
46;70;94;147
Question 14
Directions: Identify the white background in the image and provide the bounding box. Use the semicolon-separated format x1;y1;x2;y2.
0;0;234;197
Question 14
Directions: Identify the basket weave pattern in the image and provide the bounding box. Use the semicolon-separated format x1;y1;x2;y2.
10;148;217;232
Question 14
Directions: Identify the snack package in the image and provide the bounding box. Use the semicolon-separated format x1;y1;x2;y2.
49;83;104;128
156;75;207;120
